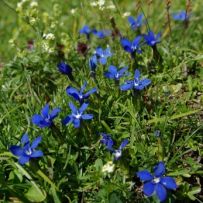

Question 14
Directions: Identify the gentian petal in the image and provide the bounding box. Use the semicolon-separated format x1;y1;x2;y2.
137;170;153;182
79;103;89;113
161;176;177;190
120;38;132;53
66;86;80;97
21;133;29;145
49;108;61;120
62;115;72;125
154;162;166;177
118;67;128;75
143;181;155;197
81;81;87;93
73;118;80;128
19;155;30;165
108;65;117;74
104;72;115;79
10;146;23;156
89;55;97;71
128;16;136;27
132;36;142;47
41;104;49;118
155;183;167;202
83;88;97;99
100;57;107;65
32;114;43;125
69;102;77;114
104;47;112;57
119;139;128;150
137;14;144;26
30;150;44;158
120;81;134;91
134;69;140;80
81;114;93;120
31;136;42;149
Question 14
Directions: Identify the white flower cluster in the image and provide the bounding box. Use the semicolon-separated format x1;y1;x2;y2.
90;0;115;10
102;161;115;173
43;33;55;40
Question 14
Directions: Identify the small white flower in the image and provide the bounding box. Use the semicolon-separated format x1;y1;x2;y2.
43;33;55;40
123;12;131;17
90;2;98;7
30;1;38;8
102;161;115;173
98;0;105;7
107;4;116;10
70;8;76;14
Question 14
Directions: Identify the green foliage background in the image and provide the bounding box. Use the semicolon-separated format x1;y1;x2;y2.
0;0;202;202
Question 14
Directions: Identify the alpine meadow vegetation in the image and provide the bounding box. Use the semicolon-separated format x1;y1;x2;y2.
0;0;202;202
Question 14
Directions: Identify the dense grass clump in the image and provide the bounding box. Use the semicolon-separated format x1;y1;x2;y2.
0;0;202;202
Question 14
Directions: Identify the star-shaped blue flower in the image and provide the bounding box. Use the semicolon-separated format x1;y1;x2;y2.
144;31;161;47
104;65;129;81
137;162;177;202
10;134;43;165
128;14;144;30
32;104;61;128
95;47;112;65
66;82;97;104
120;36;142;57
62;102;93;128
100;133;128;160
79;25;92;39
120;69;151;91
172;11;190;21
57;62;73;76
89;55;98;71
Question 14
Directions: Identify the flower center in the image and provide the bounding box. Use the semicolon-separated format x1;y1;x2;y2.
79;94;83;99
115;73;120;79
113;150;122;159
153;177;160;183
131;45;137;51
134;79;139;87
26;148;32;155
74;112;82;119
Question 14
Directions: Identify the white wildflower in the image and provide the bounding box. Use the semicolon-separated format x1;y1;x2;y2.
102;161;115;173
30;1;38;8
123;12;131;17
70;8;76;14
90;2;98;7
43;33;55;40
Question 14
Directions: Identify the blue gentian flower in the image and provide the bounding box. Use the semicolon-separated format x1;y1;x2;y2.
89;55;97;71
144;31;161;47
137;162;177;202
120;36;142;56
104;65;129;81
57;62;73;76
92;29;111;38
79;25;92;39
32;104;61;128
66;82;97;104
100;133;128;160
62;102;93;128
10;134;43;165
128;14;144;30
120;69;151;91
172;11;190;21
95;47;112;65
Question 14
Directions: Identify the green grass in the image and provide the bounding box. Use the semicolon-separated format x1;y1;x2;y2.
0;0;202;202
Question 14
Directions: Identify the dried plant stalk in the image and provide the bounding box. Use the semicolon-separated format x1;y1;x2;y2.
165;0;171;34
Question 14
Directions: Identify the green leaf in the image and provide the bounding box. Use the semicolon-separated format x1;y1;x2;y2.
187;186;201;201
25;184;46;202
